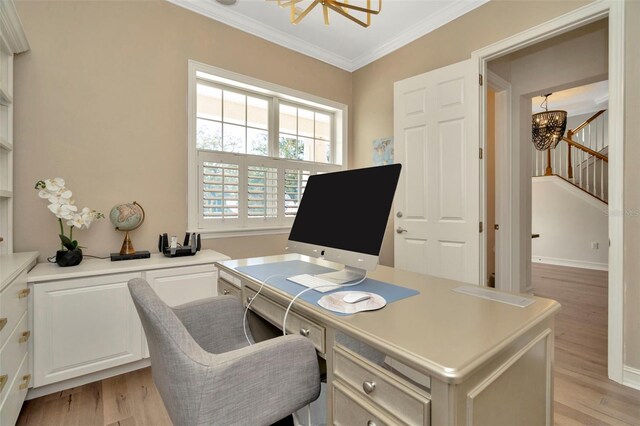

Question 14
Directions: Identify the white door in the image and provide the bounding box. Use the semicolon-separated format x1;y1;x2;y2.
394;59;480;284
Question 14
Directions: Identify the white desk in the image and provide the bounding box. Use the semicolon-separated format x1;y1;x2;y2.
216;254;560;426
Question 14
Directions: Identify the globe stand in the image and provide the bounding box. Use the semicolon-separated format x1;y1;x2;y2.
119;231;135;255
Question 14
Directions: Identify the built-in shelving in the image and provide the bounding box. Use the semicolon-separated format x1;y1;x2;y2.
0;86;12;106
0;190;13;198
0;137;11;151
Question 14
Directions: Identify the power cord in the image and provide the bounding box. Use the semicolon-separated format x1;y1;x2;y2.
243;274;286;346
282;275;367;337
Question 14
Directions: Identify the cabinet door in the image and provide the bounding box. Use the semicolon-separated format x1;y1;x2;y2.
33;273;143;387
144;265;217;307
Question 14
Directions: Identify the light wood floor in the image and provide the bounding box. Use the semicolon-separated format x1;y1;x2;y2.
17;263;640;425
532;263;640;425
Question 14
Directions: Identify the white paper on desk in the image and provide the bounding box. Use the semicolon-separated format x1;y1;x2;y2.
318;291;386;314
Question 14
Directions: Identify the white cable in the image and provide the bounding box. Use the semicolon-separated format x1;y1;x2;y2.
243;274;285;346
282;275;367;336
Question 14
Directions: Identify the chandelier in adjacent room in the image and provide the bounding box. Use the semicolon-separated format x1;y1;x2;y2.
531;93;567;151
268;0;381;28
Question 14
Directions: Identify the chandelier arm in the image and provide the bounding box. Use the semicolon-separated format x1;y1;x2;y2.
291;0;320;24
326;2;370;27
332;0;381;14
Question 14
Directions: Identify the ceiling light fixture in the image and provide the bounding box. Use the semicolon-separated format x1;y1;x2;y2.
531;93;567;151
268;0;381;28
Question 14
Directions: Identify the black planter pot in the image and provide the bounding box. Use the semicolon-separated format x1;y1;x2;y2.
56;249;83;267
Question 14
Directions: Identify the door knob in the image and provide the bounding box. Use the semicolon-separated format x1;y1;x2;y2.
396;211;403;218
396;227;408;234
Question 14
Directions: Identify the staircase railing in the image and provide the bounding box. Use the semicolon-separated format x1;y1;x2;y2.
533;109;608;203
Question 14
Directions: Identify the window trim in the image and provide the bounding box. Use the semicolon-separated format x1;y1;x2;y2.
187;60;348;237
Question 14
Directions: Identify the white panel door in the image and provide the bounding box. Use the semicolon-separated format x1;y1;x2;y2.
33;272;143;386
394;59;480;284
145;265;217;307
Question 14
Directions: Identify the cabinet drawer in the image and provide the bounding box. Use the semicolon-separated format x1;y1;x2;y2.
145;265;217;307
0;269;28;348
244;287;325;354
0;312;29;402
218;279;240;299
0;352;29;426
334;345;430;425
333;381;397;426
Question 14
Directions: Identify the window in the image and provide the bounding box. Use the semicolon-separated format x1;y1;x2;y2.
188;61;347;236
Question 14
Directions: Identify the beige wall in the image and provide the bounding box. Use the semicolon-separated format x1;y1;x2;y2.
624;0;640;371
12;0;351;261
351;0;593;266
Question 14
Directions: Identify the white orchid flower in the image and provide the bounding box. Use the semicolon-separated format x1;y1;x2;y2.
47;203;62;216
80;208;97;229
44;177;65;192
38;190;52;199
59;189;73;199
67;214;85;228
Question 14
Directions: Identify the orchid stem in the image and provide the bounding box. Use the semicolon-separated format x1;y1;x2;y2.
70;226;73;243
58;218;64;250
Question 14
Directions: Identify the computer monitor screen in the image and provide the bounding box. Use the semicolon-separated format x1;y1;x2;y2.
287;164;401;282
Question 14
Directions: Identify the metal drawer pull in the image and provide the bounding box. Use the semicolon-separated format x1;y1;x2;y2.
367;421;377;426
222;289;230;295
19;374;31;390
396;227;408;234
0;317;7;332
19;330;31;343
246;296;252;304
18;288;31;298
362;381;376;394
299;328;310;337
0;375;7;393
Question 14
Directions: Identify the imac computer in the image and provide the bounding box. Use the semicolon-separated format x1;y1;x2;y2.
286;164;402;284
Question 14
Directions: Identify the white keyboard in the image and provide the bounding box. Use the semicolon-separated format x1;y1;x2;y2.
286;274;339;293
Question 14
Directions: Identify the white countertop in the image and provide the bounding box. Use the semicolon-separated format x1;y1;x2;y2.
0;251;39;290
28;249;230;283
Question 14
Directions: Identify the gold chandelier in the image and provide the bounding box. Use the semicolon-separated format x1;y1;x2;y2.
268;0;381;28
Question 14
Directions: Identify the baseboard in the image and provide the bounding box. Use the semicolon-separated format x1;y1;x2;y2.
531;256;608;271
26;358;151;400
623;365;640;390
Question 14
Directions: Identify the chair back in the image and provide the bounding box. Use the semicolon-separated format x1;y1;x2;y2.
128;278;211;425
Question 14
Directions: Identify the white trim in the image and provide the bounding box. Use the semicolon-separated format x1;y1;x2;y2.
194;227;290;239
531;256;608;272
622;366;640;391
349;0;489;71
0;0;29;54
26;359;151;400
472;0;625;385
532;175;608;210
168;0;487;72
486;71;514;293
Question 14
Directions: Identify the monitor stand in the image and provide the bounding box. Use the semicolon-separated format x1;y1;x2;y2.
315;266;366;285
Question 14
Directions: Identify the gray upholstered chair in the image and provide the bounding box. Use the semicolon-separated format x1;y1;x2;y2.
128;278;321;426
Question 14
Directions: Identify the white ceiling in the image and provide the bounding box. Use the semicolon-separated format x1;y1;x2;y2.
168;0;488;71
532;80;609;117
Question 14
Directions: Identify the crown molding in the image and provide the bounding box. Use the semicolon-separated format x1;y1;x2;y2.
0;0;30;53
350;0;489;71
167;0;488;72
167;0;353;70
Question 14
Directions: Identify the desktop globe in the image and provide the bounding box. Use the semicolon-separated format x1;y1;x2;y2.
109;201;149;260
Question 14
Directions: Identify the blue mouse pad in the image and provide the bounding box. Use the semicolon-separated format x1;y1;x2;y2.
235;260;419;316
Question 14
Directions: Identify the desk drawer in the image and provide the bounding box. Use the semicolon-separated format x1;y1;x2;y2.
0;353;29;426
334;345;430;425
217;279;240;299
333;381;397;426
0;269;28;348
0;312;29;402
244;287;325;354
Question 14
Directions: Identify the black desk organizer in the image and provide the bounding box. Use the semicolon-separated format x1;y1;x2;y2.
159;232;201;257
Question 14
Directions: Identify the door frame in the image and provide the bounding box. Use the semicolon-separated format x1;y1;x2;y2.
472;1;625;384
485;71;513;292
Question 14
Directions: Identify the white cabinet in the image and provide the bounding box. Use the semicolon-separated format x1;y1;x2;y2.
27;250;229;395
0;252;38;426
146;265;217;307
32;272;143;387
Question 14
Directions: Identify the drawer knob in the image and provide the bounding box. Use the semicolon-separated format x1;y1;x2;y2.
19;374;31;390
19;330;31;343
299;328;310;337
367;421;377;426
0;375;7;393
223;289;230;295
18;288;31;298
362;381;376;394
0;317;7;332
246;296;252;304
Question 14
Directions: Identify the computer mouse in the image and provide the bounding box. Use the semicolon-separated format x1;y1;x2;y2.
343;293;371;304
